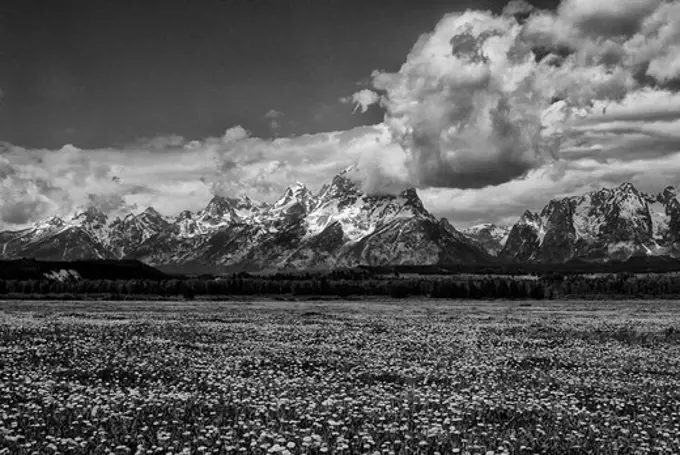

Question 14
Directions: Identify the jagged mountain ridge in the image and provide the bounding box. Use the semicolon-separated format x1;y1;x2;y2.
461;223;511;256
501;182;680;263
0;168;491;270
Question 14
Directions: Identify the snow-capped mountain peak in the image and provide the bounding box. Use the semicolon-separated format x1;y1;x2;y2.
461;223;511;256
67;207;111;243
42;216;66;228
234;194;268;211
616;182;639;195
199;195;237;224
273;181;317;214
462;222;506;235
136;207;168;225
501;182;680;263
71;207;108;226
197;194;270;227
0;169;490;269
30;216;69;237
141;206;162;217
105;207;172;256
317;170;362;207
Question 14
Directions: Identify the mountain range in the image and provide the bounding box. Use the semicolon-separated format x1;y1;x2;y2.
0;167;489;271
500;183;680;263
2;168;679;271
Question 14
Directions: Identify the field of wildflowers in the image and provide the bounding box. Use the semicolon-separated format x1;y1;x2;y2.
1;299;679;454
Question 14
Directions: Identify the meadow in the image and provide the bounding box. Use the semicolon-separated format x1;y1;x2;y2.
1;299;679;454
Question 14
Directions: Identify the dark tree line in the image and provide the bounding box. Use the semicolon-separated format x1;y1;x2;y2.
2;271;680;300
0;275;548;300
546;272;680;297
0;275;550;300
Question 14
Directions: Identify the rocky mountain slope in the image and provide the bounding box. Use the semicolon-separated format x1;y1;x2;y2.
0;167;490;271
461;223;511;256
501;183;680;263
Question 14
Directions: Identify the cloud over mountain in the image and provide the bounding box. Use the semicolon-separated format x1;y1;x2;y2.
3;0;680;231
357;0;680;192
0;126;387;229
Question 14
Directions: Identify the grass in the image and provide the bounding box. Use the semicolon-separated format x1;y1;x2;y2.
1;299;679;454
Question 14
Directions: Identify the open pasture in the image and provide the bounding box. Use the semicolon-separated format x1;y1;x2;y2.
1;299;680;454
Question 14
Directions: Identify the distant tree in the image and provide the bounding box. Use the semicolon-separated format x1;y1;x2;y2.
180;283;195;300
497;279;510;298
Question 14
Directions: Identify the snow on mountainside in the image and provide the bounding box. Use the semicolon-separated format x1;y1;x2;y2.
273;169;487;269
461;223;511;256
0;168;490;270
108;207;172;257
0;212;113;261
272;182;317;215
196;194;270;228
501;183;680;263
7;177;680;268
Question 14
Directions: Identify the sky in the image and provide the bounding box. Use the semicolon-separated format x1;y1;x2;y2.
2;0;680;229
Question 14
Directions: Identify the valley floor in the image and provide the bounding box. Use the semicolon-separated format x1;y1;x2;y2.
1;299;680;454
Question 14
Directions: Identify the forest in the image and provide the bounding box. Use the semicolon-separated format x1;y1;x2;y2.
2;269;680;300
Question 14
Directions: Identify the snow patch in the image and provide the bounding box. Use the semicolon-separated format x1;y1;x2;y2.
43;269;81;282
649;201;669;240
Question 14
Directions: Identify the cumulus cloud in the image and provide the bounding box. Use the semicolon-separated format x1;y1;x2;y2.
4;0;680;231
86;193;137;214
264;109;283;119
0;159;54;225
424;149;680;228
369;10;611;189
0;143;129;227
346;89;380;114
210;125;388;199
349;0;680;194
524;0;680;84
557;0;663;37
0;138;193;228
263;109;284;133
626;1;680;83
579;88;680;123
0;125;386;229
502;0;535;20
